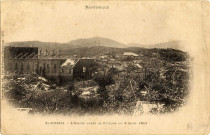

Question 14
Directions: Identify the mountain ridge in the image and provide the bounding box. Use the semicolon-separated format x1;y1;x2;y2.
5;37;181;50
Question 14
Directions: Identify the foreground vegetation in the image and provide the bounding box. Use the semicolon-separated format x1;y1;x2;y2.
4;48;191;115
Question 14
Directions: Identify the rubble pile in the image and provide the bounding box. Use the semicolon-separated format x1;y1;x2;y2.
4;74;55;93
74;80;99;99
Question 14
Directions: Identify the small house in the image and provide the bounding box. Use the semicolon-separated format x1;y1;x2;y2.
61;58;75;76
123;52;139;60
73;58;98;80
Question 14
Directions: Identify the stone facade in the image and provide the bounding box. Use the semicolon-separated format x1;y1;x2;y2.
4;46;71;78
4;47;98;82
37;59;66;76
5;58;67;76
5;59;38;74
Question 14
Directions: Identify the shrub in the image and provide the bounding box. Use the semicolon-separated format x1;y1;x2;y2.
67;81;75;96
93;73;115;88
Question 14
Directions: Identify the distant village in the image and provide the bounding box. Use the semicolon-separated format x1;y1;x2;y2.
4;46;146;82
3;45;190;115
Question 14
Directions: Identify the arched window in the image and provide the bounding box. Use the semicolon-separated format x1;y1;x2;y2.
15;63;18;73
35;64;39;74
40;66;43;75
83;67;86;73
47;64;50;73
21;63;24;74
54;64;57;73
27;63;30;71
8;63;13;71
60;68;63;74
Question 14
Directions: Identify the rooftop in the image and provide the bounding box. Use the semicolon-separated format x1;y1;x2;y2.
123;52;139;56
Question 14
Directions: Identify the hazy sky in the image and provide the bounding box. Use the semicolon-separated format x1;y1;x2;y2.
2;1;202;45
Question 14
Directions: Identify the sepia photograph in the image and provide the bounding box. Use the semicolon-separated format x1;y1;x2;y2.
1;1;209;135
3;38;191;115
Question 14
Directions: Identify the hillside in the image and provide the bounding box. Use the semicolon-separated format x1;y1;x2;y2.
6;37;181;53
127;41;181;49
68;36;127;48
61;46;126;57
5;41;72;51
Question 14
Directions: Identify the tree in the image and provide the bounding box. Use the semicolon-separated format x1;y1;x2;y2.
93;73;115;101
93;73;114;88
67;81;75;96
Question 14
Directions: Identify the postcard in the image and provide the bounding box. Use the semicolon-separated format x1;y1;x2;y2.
1;0;210;134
